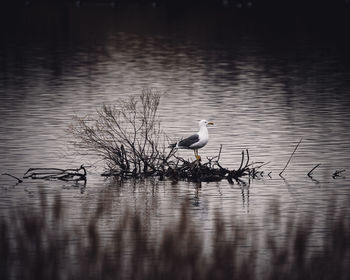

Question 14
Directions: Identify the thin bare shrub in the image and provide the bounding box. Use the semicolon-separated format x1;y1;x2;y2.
70;89;169;177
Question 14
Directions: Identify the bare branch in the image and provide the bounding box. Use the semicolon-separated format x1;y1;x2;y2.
2;173;23;183
279;138;303;176
307;164;321;177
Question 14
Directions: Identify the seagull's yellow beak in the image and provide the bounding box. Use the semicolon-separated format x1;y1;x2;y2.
208;122;214;125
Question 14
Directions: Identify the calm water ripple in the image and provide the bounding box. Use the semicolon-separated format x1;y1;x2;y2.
0;7;350;274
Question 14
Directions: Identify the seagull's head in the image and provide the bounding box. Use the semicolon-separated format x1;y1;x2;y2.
199;120;214;127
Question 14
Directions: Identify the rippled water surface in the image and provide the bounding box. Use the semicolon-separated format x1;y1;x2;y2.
0;6;350;276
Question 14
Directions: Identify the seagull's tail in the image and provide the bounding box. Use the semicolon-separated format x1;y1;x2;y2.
168;142;177;149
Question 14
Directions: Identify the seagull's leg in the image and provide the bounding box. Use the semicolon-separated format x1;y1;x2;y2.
195;149;201;161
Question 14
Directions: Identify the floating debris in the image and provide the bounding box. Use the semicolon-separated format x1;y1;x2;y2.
23;165;87;182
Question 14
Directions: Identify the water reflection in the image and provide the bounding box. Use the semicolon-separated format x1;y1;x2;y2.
0;189;349;279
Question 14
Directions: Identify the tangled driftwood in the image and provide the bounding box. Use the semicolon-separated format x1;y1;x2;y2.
23;165;87;182
101;146;265;184
2;165;87;185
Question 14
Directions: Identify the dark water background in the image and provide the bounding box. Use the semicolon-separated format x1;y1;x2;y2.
0;3;350;279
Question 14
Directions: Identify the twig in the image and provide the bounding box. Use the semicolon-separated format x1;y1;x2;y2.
332;169;345;179
2;173;23;183
247;161;264;167
217;144;223;162
279;138;302;176
24;167;65;176
307;164;321;177
254;161;270;169
243;149;250;169
238;150;245;170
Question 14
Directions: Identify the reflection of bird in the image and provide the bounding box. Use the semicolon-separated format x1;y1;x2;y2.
169;120;214;160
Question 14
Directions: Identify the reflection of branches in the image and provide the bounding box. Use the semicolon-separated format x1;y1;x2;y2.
241;187;250;212
1;194;349;280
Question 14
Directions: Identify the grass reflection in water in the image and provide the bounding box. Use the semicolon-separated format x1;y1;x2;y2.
0;192;349;280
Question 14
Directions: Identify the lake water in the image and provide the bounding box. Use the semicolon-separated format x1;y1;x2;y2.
0;4;350;278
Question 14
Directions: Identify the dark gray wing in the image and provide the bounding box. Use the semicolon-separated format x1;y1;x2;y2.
178;134;199;148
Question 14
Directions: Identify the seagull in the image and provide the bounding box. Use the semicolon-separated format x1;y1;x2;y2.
169;120;214;160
